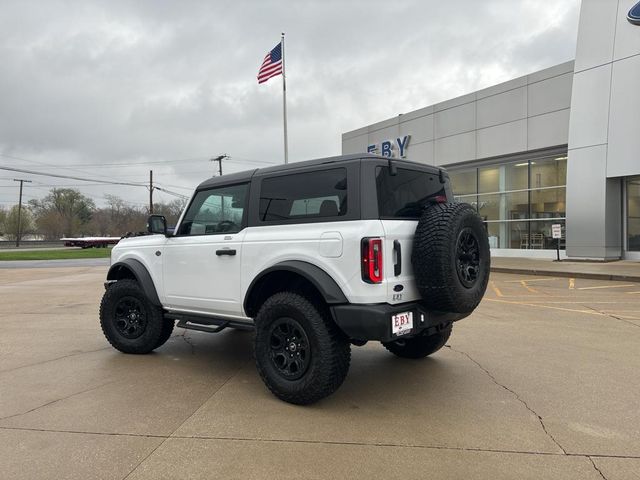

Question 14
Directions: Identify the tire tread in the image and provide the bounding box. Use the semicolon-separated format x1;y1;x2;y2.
254;292;350;405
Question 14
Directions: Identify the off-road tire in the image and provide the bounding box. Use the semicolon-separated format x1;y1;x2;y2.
99;279;165;354
383;325;452;359
412;202;490;313
254;292;351;405
154;319;175;349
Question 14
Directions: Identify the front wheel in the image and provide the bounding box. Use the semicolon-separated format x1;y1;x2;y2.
382;325;452;359
99;279;168;354
254;292;351;405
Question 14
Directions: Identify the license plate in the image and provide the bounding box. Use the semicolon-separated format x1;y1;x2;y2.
391;311;413;336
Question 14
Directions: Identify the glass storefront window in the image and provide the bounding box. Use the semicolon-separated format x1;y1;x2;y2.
449;169;477;196
505;162;529;191
530;220;565;250
484;220;566;250
627;177;640;252
477;191;528;222
530;156;567;188
478;166;500;193
530;187;566;218
448;150;567;250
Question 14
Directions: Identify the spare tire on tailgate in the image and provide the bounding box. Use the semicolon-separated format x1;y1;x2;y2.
412;202;490;313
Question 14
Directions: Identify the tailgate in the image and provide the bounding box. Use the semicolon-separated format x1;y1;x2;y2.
381;219;421;304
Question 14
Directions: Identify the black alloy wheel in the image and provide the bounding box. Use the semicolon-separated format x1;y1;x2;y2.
268;317;311;380
455;227;480;288
113;296;148;339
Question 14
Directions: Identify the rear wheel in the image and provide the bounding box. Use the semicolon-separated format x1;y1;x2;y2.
99;279;166;354
383;325;452;359
254;292;351;405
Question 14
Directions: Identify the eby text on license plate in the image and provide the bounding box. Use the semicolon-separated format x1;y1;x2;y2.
392;311;413;336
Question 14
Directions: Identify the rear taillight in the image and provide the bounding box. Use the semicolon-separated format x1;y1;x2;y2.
361;237;383;283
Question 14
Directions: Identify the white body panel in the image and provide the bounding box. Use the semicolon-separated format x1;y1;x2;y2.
111;218;421;319
162;230;246;317
111;235;168;296
380;220;421;304
240;220;387;307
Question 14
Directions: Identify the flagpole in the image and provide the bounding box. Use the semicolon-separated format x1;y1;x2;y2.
281;32;289;164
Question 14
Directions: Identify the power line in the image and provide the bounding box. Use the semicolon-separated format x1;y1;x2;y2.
154;183;194;190
0;152;276;169
0;152;133;185
0;165;146;187
154;186;190;200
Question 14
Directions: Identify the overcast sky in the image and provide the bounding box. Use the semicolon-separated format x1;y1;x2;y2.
0;0;580;210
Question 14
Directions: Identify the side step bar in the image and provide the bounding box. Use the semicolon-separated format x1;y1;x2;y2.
165;311;254;334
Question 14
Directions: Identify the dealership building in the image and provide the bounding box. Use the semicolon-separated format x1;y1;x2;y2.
342;0;640;260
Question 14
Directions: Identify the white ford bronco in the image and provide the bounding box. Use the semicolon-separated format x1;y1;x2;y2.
100;154;490;404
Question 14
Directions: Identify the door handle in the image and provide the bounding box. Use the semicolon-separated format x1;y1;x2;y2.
393;240;402;276
216;249;236;256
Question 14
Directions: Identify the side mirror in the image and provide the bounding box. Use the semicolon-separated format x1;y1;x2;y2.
147;215;167;235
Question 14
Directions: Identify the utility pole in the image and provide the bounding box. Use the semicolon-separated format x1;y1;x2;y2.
13;178;32;247
210;154;228;177
149;170;154;214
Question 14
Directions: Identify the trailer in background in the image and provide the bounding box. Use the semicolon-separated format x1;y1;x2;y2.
61;237;120;249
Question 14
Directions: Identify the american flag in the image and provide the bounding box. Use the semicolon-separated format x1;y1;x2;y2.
257;43;283;84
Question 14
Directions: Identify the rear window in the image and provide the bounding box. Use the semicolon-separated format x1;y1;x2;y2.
259;168;347;222
376;166;446;218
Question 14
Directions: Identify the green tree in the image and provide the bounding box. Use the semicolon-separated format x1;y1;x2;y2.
29;188;95;239
3;204;35;241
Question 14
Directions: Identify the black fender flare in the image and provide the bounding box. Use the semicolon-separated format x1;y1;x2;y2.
244;260;348;314
107;259;161;306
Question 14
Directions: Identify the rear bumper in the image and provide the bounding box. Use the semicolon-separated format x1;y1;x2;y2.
331;302;468;343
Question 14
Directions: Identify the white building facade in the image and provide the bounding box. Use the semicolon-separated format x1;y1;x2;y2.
342;0;640;260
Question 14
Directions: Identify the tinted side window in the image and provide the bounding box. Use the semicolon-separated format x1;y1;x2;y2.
259;168;347;222
376;167;446;218
178;183;248;235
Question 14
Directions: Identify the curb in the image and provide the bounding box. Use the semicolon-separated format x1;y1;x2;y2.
491;267;640;283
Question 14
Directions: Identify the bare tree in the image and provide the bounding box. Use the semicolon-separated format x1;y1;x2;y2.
0;206;7;237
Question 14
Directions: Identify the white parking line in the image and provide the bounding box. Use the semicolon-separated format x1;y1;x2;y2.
503;278;560;283
577;284;634;290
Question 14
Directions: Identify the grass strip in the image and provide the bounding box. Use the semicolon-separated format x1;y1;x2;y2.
0;248;112;261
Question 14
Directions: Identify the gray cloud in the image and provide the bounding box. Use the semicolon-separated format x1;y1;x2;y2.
0;0;579;208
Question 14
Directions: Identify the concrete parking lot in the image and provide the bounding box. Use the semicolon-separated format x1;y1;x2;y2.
1;265;639;479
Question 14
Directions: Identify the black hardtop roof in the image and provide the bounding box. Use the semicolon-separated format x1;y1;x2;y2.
195;153;443;190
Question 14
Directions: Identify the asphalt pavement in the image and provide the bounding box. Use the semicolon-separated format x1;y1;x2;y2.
1;266;639;479
0;258;110;269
